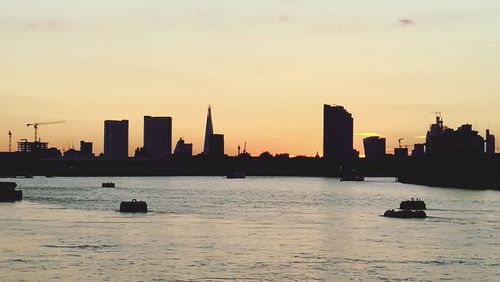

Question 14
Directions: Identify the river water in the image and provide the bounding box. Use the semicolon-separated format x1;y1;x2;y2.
0;177;499;281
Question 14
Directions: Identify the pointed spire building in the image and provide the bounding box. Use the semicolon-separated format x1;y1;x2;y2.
203;106;214;155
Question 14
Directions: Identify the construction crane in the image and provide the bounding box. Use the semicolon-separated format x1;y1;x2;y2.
26;121;65;142
8;130;12;152
430;112;444;128
431;111;442;118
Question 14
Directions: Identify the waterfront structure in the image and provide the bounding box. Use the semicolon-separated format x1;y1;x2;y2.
174;138;193;156
486;129;495;155
144;116;172;157
323;104;354;162
363;136;386;159
203;106;214;155
104;120;129;159
209;134;224;157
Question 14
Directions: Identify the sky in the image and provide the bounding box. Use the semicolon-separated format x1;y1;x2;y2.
1;0;499;156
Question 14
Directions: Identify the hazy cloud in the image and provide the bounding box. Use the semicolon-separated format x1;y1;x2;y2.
398;18;415;27
26;19;66;30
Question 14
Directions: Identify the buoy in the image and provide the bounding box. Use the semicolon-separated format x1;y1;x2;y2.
119;199;147;213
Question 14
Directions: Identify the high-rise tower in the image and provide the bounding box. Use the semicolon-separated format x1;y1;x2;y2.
144;116;172;157
203;106;214;155
323;104;354;162
104;120;129;159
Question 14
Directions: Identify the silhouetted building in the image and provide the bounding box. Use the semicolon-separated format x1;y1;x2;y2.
63;148;79;157
275;153;290;159
63;141;93;158
412;143;425;158
80;141;93;156
426;114;445;143
203;106;214;155
426;116;484;155
134;147;148;157
486;129;495;155
353;149;360;159
323;104;354;162
394;147;409;159
174;138;193;156
16;139;61;158
144;116;172;157
18;140;48;153
104;120;129;159
208;134;224;157
363;136;386;159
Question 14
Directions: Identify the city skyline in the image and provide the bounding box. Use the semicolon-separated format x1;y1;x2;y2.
0;104;498;157
1;1;500;155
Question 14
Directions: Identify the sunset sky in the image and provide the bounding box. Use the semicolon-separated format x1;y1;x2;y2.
1;0;499;156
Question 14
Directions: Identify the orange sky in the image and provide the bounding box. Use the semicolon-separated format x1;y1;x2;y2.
1;1;499;156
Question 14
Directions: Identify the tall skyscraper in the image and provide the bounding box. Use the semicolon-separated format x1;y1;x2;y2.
323;104;354;162
104;120;129;159
363;136;386;159
144;116;172;157
203;106;214;155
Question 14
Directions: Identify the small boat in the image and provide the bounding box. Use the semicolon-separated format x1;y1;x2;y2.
400;198;426;210
120;199;147;213
0;182;23;202
226;171;246;179
384;209;427;218
102;182;115;188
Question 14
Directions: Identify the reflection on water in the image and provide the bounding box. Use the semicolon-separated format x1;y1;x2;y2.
1;177;499;281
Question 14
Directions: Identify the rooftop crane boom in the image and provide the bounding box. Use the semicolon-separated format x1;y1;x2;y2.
26;121;65;142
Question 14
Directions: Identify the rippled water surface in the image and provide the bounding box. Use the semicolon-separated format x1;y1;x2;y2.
1;177;499;281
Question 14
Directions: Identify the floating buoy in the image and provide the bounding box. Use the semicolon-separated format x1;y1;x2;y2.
119;199;147;213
